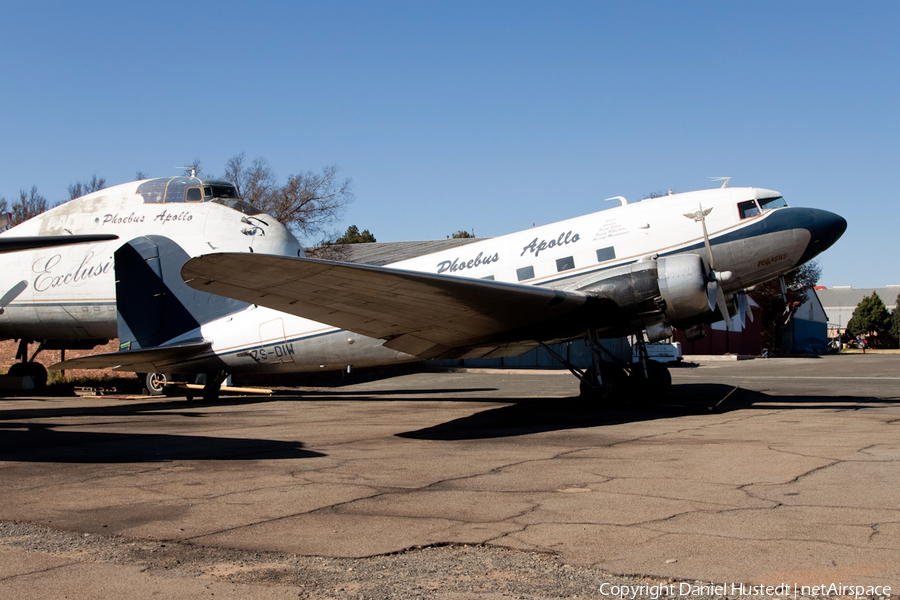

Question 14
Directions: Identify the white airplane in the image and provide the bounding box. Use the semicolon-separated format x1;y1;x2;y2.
0;175;302;386
56;180;846;401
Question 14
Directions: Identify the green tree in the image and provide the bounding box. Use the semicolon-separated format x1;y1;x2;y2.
891;293;900;343
847;292;892;344
334;225;376;244
751;261;821;352
449;230;474;239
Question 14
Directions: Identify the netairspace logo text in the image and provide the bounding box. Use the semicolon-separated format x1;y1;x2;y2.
598;582;892;599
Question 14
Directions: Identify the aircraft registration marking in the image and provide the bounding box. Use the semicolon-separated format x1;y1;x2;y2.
757;253;788;267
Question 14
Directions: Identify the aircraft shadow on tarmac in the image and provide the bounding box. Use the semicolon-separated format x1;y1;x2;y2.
0;396;324;463
398;384;894;441
0;424;323;463
0;394;289;423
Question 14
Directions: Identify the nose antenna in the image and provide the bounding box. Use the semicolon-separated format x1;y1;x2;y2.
710;177;732;189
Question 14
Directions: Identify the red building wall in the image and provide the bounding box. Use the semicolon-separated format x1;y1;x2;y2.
674;305;762;356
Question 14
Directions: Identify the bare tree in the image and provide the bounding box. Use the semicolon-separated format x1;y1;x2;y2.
183;158;203;178
13;186;48;225
751;261;821;352
223;152;276;207
257;165;354;237
135;171;149;180
68;174;107;200
222;153;353;238
0;196;9;230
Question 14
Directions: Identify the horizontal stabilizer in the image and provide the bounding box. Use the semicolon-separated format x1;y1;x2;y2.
0;234;118;254
51;340;212;372
183;253;596;359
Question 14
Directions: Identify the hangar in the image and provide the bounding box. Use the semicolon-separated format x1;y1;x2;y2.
817;285;900;338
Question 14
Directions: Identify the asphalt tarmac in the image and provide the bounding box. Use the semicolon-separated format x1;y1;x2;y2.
0;354;898;599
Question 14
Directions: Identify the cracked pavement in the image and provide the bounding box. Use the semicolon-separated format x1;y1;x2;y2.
1;354;898;597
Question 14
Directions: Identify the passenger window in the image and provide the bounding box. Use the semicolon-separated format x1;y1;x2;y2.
516;266;535;281
186;187;202;202
556;256;575;272
738;200;760;219
596;246;616;263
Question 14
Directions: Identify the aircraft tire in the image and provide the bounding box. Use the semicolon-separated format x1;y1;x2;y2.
145;372;168;396
579;364;627;403
7;362;48;389
629;360;672;401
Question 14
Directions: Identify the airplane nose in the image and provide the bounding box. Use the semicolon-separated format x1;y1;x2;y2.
799;208;847;265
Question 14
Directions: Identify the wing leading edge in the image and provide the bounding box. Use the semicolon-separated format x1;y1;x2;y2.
182;253;607;359
0;233;119;254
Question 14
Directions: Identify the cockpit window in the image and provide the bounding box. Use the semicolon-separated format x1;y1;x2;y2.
738;200;761;220
203;185;239;199
210;197;264;216
759;196;788;211
137;177;244;205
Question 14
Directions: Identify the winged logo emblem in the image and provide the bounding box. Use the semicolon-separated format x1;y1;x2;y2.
684;207;714;222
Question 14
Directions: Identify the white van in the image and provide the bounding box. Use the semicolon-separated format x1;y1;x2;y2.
633;341;683;363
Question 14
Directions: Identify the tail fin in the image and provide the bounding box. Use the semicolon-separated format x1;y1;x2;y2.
115;236;247;349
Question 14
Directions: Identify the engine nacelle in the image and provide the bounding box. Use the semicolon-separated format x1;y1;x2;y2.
657;254;711;323
572;253;711;336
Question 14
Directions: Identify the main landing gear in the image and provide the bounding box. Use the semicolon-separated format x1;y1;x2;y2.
142;370;229;402
542;329;672;405
6;340;49;388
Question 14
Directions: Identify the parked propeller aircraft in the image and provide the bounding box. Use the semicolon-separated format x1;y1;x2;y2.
0;175;303;386
56;180;846;401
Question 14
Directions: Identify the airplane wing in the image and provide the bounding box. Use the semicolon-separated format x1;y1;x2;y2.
51;340;212;372
0;234;118;254
183;254;616;359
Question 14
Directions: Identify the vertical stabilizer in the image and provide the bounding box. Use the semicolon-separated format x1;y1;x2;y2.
115;236;248;349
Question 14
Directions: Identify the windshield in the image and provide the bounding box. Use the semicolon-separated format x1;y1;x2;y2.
203;185;239;200
759;196;788;211
210;197;265;216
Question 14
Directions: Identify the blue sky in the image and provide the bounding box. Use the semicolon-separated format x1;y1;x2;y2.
1;1;896;288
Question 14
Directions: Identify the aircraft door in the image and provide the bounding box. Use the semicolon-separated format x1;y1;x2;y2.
258;318;295;364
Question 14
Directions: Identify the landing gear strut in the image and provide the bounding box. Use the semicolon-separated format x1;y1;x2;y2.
630;337;672;398
541;329;672;404
200;370;228;402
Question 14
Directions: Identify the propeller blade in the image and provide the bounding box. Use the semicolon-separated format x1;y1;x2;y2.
738;292;754;324
0;280;27;311
716;287;732;331
707;278;718;312
701;212;714;271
